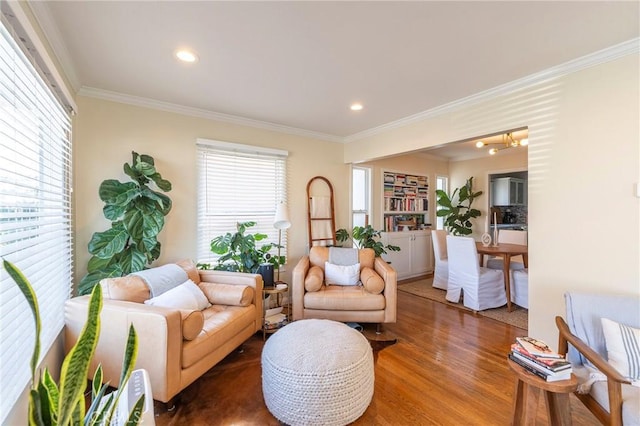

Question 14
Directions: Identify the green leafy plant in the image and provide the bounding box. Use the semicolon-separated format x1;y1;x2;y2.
200;221;284;273
336;225;401;257
436;177;483;236
3;259;143;426
79;152;172;295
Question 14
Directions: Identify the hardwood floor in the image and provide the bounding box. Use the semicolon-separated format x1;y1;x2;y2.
155;289;599;425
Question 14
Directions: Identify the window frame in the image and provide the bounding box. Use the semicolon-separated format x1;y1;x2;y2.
195;139;289;267
351;165;371;229
435;175;449;230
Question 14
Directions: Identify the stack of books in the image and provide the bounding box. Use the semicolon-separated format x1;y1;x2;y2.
508;336;573;382
264;313;288;330
264;306;288;330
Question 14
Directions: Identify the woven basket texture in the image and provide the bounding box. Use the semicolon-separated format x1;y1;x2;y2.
262;319;374;426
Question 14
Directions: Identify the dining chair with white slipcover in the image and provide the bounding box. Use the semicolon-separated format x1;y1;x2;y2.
510;268;528;309
431;230;448;290
486;229;527;270
445;235;507;311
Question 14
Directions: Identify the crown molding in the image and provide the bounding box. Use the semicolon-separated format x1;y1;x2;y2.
26;0;80;92
75;36;639;145
344;37;640;143
78;87;345;143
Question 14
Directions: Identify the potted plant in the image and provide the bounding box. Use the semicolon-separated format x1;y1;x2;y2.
200;221;285;275
3;259;143;425
79;152;172;295
436;177;483;236
336;225;401;257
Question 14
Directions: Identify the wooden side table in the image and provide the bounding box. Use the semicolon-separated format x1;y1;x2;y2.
508;358;578;425
262;283;290;339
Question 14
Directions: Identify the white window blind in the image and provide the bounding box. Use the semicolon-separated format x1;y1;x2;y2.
0;17;73;423
196;139;288;266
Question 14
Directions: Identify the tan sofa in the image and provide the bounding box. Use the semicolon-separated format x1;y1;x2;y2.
292;247;397;324
64;261;262;403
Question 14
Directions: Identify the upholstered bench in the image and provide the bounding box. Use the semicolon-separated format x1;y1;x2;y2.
261;319;374;426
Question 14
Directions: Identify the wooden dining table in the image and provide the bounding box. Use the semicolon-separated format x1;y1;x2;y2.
476;242;528;312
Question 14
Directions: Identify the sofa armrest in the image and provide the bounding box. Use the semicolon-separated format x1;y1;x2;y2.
291;256;310;320
375;257;397;323
197;270;263;332
64;296;183;402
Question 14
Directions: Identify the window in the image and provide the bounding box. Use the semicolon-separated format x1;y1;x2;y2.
0;17;73;422
351;166;371;228
196;139;288;266
435;175;448;230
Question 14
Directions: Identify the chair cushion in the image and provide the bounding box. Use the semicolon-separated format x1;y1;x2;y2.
361;267;384;294
304;286;385;311
175;259;201;284
199;282;254;307
564;293;640;366
100;275;150;303
305;266;324;292
309;246;375;270
574;366;640;425
144;279;211;310
325;262;360;286
180;309;204;341
601;318;640;381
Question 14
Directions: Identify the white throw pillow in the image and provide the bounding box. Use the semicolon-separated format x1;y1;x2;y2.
601;317;640;382
324;262;360;286
144;279;210;310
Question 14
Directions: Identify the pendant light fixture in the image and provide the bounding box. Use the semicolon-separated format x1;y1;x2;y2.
475;132;528;155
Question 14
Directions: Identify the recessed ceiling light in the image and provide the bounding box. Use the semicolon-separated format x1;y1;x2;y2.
175;49;199;63
350;103;363;111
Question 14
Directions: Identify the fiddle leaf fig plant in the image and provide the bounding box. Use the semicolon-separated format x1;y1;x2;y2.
79;152;172;295
336;225;401;257
436;176;483;236
3;259;143;426
202;221;284;273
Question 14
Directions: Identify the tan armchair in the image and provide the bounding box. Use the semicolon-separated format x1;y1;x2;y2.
292;247;397;325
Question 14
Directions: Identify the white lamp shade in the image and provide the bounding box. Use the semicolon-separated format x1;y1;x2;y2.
273;203;291;229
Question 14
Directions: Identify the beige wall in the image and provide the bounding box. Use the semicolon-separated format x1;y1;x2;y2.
73;96;350;286
345;54;640;345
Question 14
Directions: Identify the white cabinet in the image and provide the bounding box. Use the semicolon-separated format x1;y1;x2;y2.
491;178;526;206
381;230;433;280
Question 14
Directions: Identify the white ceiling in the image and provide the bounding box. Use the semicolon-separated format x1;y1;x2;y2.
33;1;639;149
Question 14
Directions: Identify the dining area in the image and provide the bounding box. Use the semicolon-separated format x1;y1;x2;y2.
431;229;529;313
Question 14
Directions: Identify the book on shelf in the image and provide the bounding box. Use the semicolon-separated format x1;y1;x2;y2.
511;343;572;372
508;354;572;382
516;336;564;359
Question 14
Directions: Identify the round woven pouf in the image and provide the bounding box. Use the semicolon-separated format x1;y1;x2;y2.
261;319;374;426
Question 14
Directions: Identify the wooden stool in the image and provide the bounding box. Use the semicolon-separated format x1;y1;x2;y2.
508;359;578;425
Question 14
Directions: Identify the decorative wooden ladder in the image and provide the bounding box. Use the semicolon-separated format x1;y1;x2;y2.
306;176;336;248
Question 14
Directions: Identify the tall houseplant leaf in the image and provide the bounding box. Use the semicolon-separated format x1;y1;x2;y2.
436;177;483;236
336;225;401;257
205;221;282;273
80;151;172;295
2;259;143;426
